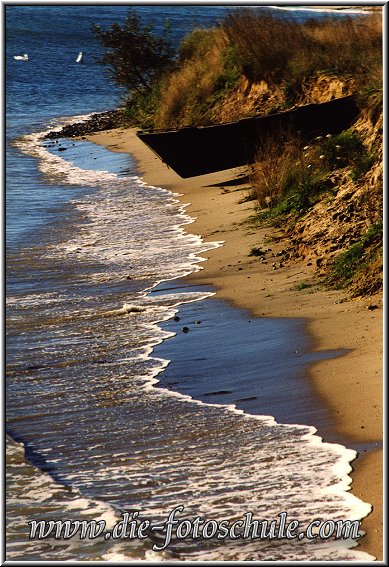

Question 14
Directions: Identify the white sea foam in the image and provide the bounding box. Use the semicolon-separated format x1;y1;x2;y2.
102;303;147;317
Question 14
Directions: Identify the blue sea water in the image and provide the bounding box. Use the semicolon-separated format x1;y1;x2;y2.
5;5;374;562
6;5;235;245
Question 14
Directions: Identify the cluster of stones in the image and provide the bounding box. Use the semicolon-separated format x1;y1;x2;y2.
44;109;128;140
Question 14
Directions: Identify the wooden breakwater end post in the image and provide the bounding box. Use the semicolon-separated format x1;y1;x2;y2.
137;95;359;178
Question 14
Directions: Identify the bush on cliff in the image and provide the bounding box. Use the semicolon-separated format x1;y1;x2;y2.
91;10;175;96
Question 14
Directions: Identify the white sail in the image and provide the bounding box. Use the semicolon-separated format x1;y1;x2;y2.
76;51;83;63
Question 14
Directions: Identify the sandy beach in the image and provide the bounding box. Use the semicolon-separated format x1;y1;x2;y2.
86;127;383;560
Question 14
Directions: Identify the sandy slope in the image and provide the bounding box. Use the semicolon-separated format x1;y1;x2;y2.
86;126;383;560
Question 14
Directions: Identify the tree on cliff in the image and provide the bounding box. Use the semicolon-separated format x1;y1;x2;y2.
91;10;175;95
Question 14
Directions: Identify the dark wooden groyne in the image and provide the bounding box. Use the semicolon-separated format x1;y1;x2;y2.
137;95;359;178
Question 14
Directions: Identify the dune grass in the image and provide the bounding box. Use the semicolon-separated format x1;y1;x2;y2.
153;28;240;129
222;10;382;100
327;223;383;295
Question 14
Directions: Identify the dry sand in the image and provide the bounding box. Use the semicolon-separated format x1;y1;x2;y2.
86;127;383;560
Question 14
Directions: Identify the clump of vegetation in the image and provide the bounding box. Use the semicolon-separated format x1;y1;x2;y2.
327;223;382;295
222;11;304;84
91;11;175;94
293;281;312;291
318;131;375;181
222;10;382;102
91;10;176;128
153;28;240;129
250;128;375;221
359;80;383;125
249;133;329;217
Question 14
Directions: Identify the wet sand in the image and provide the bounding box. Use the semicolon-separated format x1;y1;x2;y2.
86;127;383;560
152;281;337;431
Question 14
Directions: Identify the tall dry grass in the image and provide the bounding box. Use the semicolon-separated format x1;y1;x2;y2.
249;129;336;213
154;28;239;129
223;10;382;92
250;135;304;208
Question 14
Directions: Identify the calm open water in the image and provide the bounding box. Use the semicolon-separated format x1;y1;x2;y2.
5;5;374;561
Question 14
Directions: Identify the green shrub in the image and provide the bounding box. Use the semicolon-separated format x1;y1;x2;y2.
91;10;175;94
124;81;162;129
250;133;330;217
215;46;241;91
319;131;375;180
327;223;382;289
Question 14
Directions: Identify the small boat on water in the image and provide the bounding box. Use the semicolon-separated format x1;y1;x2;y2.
13;54;28;61
137;95;359;178
76;51;83;63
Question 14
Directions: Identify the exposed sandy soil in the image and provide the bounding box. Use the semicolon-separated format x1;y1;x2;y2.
86;126;383;560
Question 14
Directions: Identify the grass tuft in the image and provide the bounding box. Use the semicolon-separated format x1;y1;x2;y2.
293;281;312;291
327;223;382;293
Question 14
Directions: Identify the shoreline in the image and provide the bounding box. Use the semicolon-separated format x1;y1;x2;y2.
84;126;383;560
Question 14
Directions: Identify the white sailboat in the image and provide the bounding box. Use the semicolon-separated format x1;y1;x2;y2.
76;51;83;63
13;54;28;61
